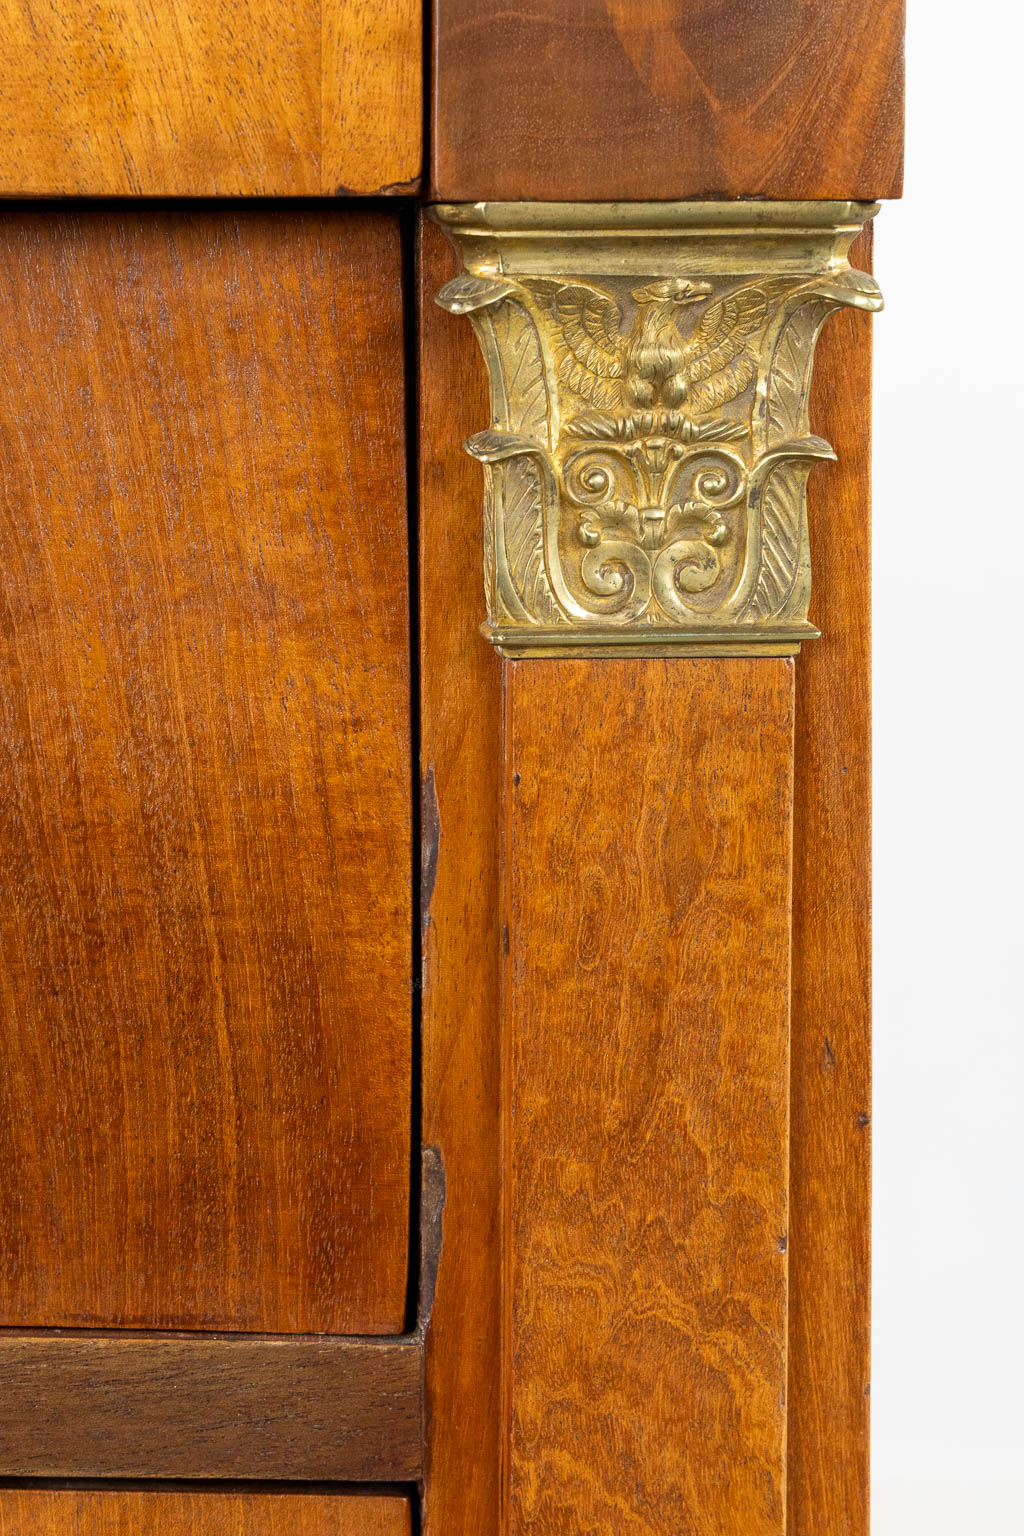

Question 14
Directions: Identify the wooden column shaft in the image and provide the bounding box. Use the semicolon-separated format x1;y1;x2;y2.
502;657;794;1536
420;215;873;1536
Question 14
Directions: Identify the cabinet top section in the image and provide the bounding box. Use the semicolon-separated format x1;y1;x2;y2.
431;0;905;203
0;0;421;196
0;1;902;201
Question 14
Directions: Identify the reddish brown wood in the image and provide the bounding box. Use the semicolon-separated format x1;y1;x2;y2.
431;0;904;201
503;658;795;1536
418;216;503;1536
0;207;411;1334
0;1491;412;1536
0;1333;422;1480
788;225;874;1535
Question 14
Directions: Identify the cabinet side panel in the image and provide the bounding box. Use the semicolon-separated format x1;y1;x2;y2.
432;0;904;200
504;657;794;1536
0;207;412;1334
788;226;873;1535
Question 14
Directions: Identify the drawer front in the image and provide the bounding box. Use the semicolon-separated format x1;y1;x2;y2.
0;1491;412;1536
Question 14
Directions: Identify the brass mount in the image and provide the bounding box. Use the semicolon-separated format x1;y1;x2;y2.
434;201;881;658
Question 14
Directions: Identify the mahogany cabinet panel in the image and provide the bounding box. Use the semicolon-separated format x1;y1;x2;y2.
0;1491;412;1536
0;206;412;1334
431;0;904;201
0;0;421;195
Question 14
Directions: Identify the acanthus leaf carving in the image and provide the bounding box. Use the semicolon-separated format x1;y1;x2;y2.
435;202;882;658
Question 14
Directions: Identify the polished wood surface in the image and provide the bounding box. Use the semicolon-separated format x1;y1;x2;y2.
0;0;421;195
0;1333;421;1479
503;658;794;1536
0;207;411;1333
432;0;904;201
418;216;503;1536
0;1491;411;1536
325;0;422;193
788;225;874;1535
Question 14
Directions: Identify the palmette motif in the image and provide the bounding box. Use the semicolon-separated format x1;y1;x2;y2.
435;202;882;657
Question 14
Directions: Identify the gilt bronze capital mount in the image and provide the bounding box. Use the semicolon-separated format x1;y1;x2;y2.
434;201;881;658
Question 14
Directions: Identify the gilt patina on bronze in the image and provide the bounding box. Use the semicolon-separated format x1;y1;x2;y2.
434;202;882;658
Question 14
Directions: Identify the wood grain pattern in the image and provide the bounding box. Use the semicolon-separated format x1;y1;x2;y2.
324;0;423;193
0;207;411;1334
418;216;503;1536
788;225;873;1535
0;0;421;195
0;1333;422;1480
431;0;904;201
0;1491;411;1536
504;659;794;1536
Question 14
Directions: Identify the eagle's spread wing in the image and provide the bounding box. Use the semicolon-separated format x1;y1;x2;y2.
683;279;793;414
538;281;626;409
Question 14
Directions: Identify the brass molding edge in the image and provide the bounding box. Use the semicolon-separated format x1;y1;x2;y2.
433;201;882;658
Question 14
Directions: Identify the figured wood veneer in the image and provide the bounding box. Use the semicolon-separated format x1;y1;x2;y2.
502;658;794;1536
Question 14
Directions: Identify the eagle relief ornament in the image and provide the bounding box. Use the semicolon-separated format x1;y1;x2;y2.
434;202;882;658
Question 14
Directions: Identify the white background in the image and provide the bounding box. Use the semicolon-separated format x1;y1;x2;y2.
872;1;1024;1529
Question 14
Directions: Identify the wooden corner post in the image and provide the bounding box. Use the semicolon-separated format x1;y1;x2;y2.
421;8;900;1532
421;195;879;1536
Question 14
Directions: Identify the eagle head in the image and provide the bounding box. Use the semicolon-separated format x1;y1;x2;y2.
631;278;713;305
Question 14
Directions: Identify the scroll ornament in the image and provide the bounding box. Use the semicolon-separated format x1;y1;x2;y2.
435;203;882;657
